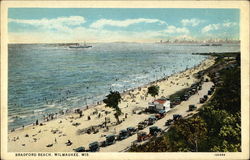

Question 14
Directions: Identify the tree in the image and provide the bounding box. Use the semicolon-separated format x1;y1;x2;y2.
147;85;159;97
103;91;122;124
168;116;208;152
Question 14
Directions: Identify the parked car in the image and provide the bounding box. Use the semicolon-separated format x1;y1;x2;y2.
117;129;129;140
127;127;137;136
173;114;182;121
165;119;174;126
89;141;100;152
148;116;157;125
181;94;189;101
171;97;181;107
101;134;116;147
73;146;85;152
155;110;166;119
189;105;197;111
138;121;147;130
204;95;208;100
149;126;162;136
158;110;166;116
137;131;150;142
200;97;206;103
208;90;213;95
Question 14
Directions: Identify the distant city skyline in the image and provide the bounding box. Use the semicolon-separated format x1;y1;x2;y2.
8;8;240;43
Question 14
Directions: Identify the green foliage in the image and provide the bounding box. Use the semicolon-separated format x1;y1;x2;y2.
129;53;241;152
147;85;159;97
168;116;208;152
210;140;241;152
198;58;241;151
214;67;240;113
130;116;207;152
103;91;122;123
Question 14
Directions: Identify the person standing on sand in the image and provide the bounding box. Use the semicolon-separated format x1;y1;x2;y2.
55;138;57;144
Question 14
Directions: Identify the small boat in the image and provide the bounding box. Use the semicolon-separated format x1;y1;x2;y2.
200;44;210;46
69;42;92;48
211;43;222;46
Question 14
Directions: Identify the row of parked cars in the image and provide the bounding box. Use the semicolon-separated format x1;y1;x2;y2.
171;81;203;107
75;82;215;152
165;114;182;126
136;110;168;142
200;85;215;103
138;109;166;130
73;110;167;152
73;126;138;152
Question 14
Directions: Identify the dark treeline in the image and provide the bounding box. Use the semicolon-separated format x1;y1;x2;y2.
129;52;241;152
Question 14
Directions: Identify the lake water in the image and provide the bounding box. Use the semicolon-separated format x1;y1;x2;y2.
8;43;240;129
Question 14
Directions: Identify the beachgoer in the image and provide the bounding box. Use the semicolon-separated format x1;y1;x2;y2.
67;140;72;145
36;119;39;125
55;138;57;144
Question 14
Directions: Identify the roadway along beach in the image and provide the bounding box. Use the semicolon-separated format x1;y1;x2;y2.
8;57;215;152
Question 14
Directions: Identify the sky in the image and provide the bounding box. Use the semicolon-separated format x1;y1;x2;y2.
8;8;240;43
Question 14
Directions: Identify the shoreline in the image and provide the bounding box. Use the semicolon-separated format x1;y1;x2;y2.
7;56;216;152
8;56;209;133
8;55;209;134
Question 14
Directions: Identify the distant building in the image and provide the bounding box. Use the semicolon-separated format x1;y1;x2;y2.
148;97;171;112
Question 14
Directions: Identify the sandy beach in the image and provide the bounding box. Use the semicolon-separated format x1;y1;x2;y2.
8;57;215;152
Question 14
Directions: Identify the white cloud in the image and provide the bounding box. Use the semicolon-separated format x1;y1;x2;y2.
222;22;237;27
9;26;164;43
8;16;166;43
201;22;238;33
164;25;189;34
8;16;86;32
181;18;202;27
201;24;220;33
90;18;166;28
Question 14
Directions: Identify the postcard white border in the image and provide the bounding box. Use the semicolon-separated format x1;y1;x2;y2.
1;1;249;160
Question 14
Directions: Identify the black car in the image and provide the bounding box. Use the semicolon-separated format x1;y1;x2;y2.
165;119;174;126
204;95;208;100
138;121;147;130
104;134;116;146
149;126;162;136
208;90;213;95
181;94;189;101
73;146;85;152
189;105;197;111
127;127;137;136
173;114;182;121
89;141;100;152
148;116;157;125
117;129;129;140
200;97;205;103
